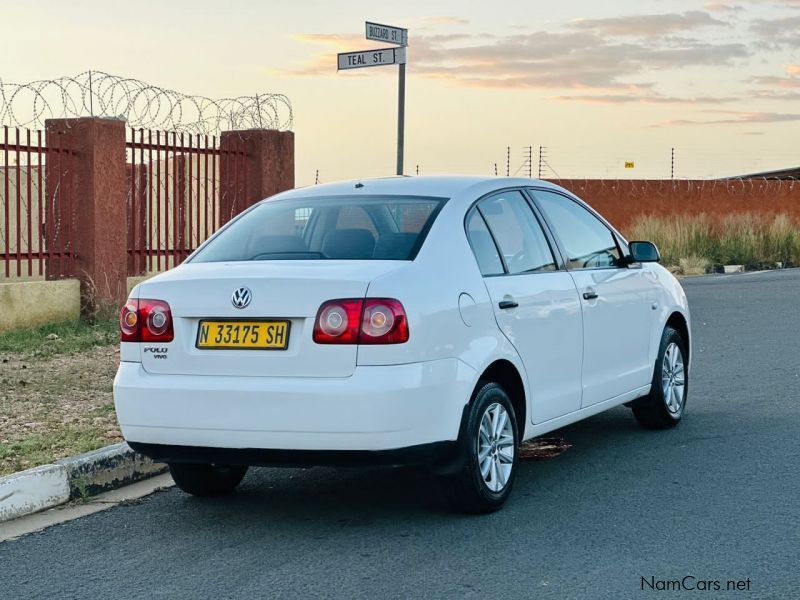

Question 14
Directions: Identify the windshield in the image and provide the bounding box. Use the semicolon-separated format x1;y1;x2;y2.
191;195;446;263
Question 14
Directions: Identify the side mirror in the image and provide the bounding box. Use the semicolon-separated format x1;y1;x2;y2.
628;240;660;263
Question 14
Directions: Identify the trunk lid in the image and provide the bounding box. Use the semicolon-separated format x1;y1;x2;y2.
135;260;406;377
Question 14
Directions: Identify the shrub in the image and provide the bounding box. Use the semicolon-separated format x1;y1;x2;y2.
627;213;800;269
678;256;711;276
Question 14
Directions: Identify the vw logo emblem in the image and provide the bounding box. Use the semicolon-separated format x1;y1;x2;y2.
231;287;252;309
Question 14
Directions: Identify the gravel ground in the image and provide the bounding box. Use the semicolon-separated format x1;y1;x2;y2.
0;344;121;475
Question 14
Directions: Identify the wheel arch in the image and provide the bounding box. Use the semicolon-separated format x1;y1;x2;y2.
665;310;690;363
474;359;527;439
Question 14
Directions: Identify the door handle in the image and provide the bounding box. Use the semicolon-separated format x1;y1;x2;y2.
582;289;598;300
498;299;518;309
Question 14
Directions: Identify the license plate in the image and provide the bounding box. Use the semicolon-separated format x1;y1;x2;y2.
196;320;290;350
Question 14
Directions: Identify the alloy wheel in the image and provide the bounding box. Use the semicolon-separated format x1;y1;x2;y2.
477;402;515;492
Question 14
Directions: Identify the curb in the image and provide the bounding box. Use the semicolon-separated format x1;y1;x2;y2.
0;443;167;523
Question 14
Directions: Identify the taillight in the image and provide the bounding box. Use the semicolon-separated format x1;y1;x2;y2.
313;298;408;344
120;301;139;341
119;299;174;343
313;299;362;344
360;299;409;344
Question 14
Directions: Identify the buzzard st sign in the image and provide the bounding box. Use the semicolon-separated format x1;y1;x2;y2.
337;21;408;175
365;21;408;46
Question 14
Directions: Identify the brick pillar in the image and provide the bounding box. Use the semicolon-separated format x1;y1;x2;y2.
219;129;294;225
45;118;128;317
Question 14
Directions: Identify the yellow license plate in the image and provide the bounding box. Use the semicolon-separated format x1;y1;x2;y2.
196;320;290;350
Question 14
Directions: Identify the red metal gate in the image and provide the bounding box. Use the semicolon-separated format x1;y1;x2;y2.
126;128;247;275
0;126;75;279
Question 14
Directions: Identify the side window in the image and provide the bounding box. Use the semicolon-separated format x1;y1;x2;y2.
336;206;377;238
478;191;556;274
533;190;622;270
466;209;504;276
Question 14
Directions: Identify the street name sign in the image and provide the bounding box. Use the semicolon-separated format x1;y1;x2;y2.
365;21;408;46
336;20;408;175
337;47;406;70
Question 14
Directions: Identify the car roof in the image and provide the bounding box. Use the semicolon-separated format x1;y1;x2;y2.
267;175;564;204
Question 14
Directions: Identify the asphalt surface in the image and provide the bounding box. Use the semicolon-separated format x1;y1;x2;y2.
2;270;799;599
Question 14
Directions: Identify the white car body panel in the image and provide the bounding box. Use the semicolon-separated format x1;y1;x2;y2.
483;271;583;423
114;359;475;450
569;266;656;407
115;176;691;457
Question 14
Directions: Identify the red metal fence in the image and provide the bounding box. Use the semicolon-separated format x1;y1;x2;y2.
0;126;74;279
126;128;248;275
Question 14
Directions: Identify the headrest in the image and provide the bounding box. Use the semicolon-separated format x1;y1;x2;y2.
321;229;376;259
373;232;418;260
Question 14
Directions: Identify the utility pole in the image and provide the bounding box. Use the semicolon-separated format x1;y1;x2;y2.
494;163;498;176
315;169;319;185
415;164;419;175
524;146;532;178
671;147;675;180
506;146;510;177
538;146;546;179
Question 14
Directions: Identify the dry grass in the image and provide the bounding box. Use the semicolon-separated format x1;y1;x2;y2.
678;256;712;276
628;213;800;270
0;321;121;476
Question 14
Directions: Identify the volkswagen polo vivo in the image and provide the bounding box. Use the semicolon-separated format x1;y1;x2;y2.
114;176;690;513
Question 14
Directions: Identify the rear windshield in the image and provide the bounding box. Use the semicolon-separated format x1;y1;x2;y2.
191;195;446;262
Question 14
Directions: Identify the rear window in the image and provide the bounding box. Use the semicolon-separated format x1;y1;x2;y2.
191;195;446;263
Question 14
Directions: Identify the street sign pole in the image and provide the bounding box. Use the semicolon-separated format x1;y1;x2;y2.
397;62;405;175
338;21;408;176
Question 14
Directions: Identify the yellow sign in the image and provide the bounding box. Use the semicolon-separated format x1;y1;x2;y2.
196;320;290;350
624;161;635;169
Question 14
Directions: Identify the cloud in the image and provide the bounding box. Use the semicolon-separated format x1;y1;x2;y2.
552;93;738;105
273;34;364;76
752;90;800;100
704;2;744;12
415;33;748;89
787;64;800;75
568;11;727;37
281;27;749;92
416;16;469;26
655;110;800;126
751;15;800;47
749;73;800;88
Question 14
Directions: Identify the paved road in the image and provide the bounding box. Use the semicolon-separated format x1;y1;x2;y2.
2;270;799;599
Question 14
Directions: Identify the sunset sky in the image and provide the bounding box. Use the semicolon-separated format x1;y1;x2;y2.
2;0;799;185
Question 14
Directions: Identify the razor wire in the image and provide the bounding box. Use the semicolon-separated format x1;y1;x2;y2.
0;71;293;134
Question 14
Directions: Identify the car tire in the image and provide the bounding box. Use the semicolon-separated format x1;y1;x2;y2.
631;326;688;430
168;463;249;497
442;381;519;514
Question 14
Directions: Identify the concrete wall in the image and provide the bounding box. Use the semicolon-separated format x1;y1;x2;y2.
0;279;80;333
127;274;152;295
0;275;149;333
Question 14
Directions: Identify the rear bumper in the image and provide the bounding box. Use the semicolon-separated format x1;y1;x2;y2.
127;441;460;469
113;358;475;454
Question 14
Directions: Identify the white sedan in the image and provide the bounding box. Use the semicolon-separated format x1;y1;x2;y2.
114;176;690;513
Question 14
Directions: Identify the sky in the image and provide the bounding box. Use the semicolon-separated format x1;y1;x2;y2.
1;0;798;185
